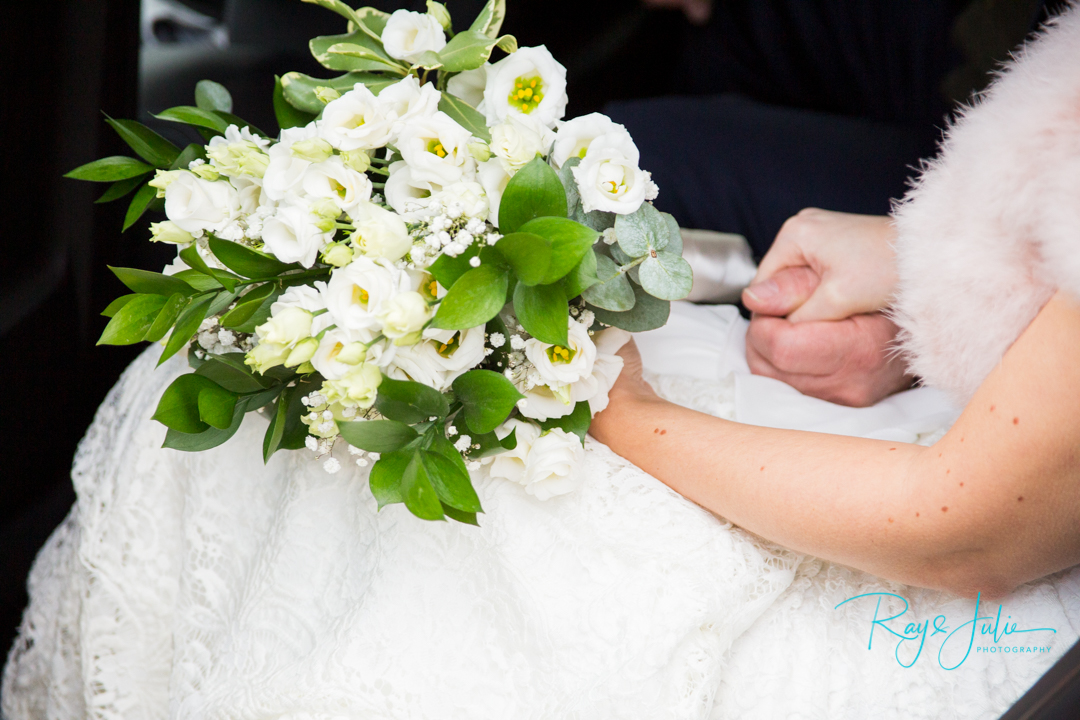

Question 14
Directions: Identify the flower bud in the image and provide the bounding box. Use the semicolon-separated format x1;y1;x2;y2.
245;341;290;374
291;137;334;164
376;291;432;345
285;337;319;368
314;86;342;104
323;363;383;409
148;169;184;198
339;149;371;173
426;0;452;31
189;162;221;181
296;361;316;375
467;142;492;163
321;242;354;267
256;306;313;346
207;142;270;178
149;220;195;245
335;341;368;366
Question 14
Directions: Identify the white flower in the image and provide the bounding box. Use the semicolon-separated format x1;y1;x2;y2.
349;201;412;261
375;291;432;344
387;326;486;391
577;327;630;415
521;428;584;500
302;156;373;214
232;176;268;215
480;46;568;128
489;419;541;485
271;283;326;314
261;203;335;268
381;9;447;63
524;319;597;387
427;181;489;221
379;76;442;137
477;159;512;227
263;125;319;202
517;384;576;421
323;457;342;474
572;133;657;215
446;64;489;108
149;221;194;245
322;362;383;409
246;341;291;374
311;323;390;381
320;84;396;151
206;133;270;178
384;160;440;217
551;113;634;169
256;306;313;347
397;111;475;186
490;113;555;174
323;256;414;331
164;172;240;235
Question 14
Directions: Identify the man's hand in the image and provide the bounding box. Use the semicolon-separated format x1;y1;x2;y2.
741;209;913;407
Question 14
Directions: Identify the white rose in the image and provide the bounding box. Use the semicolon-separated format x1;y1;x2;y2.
551;113;634;169
489;419;541;485
572;134;657;215
350;201;412;261
319;84;396;151
521;428;584;500
164;172;240;235
322;362;383;409
381;9;447;63
261;203;334;268
397;111;476;186
384;160;440;217
379;75;442;138
376;291;432;344
387;326;485;391
301;156;373;214
446;64;489;109
490;113;555;174
323;256;413;331
524;319;597;387
255;306;313;347
479;45;568;128
477;159;511;227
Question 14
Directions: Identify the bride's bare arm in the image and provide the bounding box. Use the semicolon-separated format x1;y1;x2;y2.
589;291;1080;598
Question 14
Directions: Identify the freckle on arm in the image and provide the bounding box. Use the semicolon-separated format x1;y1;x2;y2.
1018;496;1024;502
942;506;948;513
659;429;666;435
1013;417;1020;425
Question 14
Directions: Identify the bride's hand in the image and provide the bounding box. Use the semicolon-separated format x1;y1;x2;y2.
590;340;659;444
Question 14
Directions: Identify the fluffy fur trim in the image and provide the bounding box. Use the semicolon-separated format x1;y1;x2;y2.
891;2;1080;404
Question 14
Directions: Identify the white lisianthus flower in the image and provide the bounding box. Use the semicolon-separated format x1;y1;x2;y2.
446;64;489;109
232;176;268;216
206;136;270;178
301;156;373;214
521;428;584;500
480;46;568;128
164;172;241;235
323;256;413;331
551;113;634;169
575;327;630;415
428;181;490;221
256;306;313;347
572;133;658;215
387;326;486;391
379;76;442;138
271;283;326;314
397;111;476;186
490;113;555;174
376;291;432;345
320;84;397;151
524;320;597;387
349;201;412;261
311;322;390;381
477;159;512;226
489;419;541;485
263;125;319;202
384;160;440;217
517;384;575;421
381;9;447;63
261;203;334;268
322;362;383;409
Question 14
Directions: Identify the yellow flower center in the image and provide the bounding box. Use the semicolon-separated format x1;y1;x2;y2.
428;280;439;297
546;345;575;364
330;178;347;199
427;139;448;158
344;114;367;130
352;285;369;306
437;333;461;358
509;75;544;115
328;342;344;361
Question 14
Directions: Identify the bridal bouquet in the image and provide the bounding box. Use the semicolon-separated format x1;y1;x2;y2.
68;0;692;524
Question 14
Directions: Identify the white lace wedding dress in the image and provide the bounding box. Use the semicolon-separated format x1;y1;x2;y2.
4;301;1078;720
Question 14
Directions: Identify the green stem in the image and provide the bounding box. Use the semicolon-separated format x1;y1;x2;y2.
618;255;648;275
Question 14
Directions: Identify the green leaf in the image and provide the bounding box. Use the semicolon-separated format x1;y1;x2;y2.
428;244;481;289
451;369;524;435
310;31;399;73
65;156;155;182
97;294;168;346
172;269;222;292
101;294;138;317
196;355;269;394
153;373;220;433
538;400;591;443
338;419;419;453
436;30;515;73
162;401;245;452
213;112;269;139
562;247;599;299
123;183;159;232
179;246;241;292
469;427;518;458
275;378;319;451
274;75;318;130
105;117;181;168
195;79;233;112
469;0;506;37
281;71;385;114
328;43;407;73
145;293;188;343
638;250;694;300
95;175;146;204
374;377;450;424
513;282;568;346
198;383;238;430
402;451;446;521
438;92;492;143
169;143;209;171
159;294;212;365
208;235;298;278
369;450;410;508
494;232;551;286
432;264;509;331
154;105;230;134
581;253;635;311
441;504;479;526
207;290;239;317
588;283;670;332
300;0;363;30
221;285;282;333
661;211;683;255
429;429;472;478
498;156;568;233
615;202;669;257
109;266;195;297
262;388;292;463
516;217;599;284
421;450;482;513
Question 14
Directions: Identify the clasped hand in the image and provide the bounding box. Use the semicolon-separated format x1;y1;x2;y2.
741;208;914;407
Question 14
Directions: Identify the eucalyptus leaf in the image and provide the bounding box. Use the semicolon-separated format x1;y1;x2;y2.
588;283;670;332
661;212;683;255
431;264;509;331
614;202;669;257
513;282;569;346
452;369;524;435
402;451;446;521
438;92;492;143
97;294;168;346
337;419;419;453
581;253;635;311
65;156;154;182
195;80;233;113
498;156;567;233
105;117;181;168
638;250;694;301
